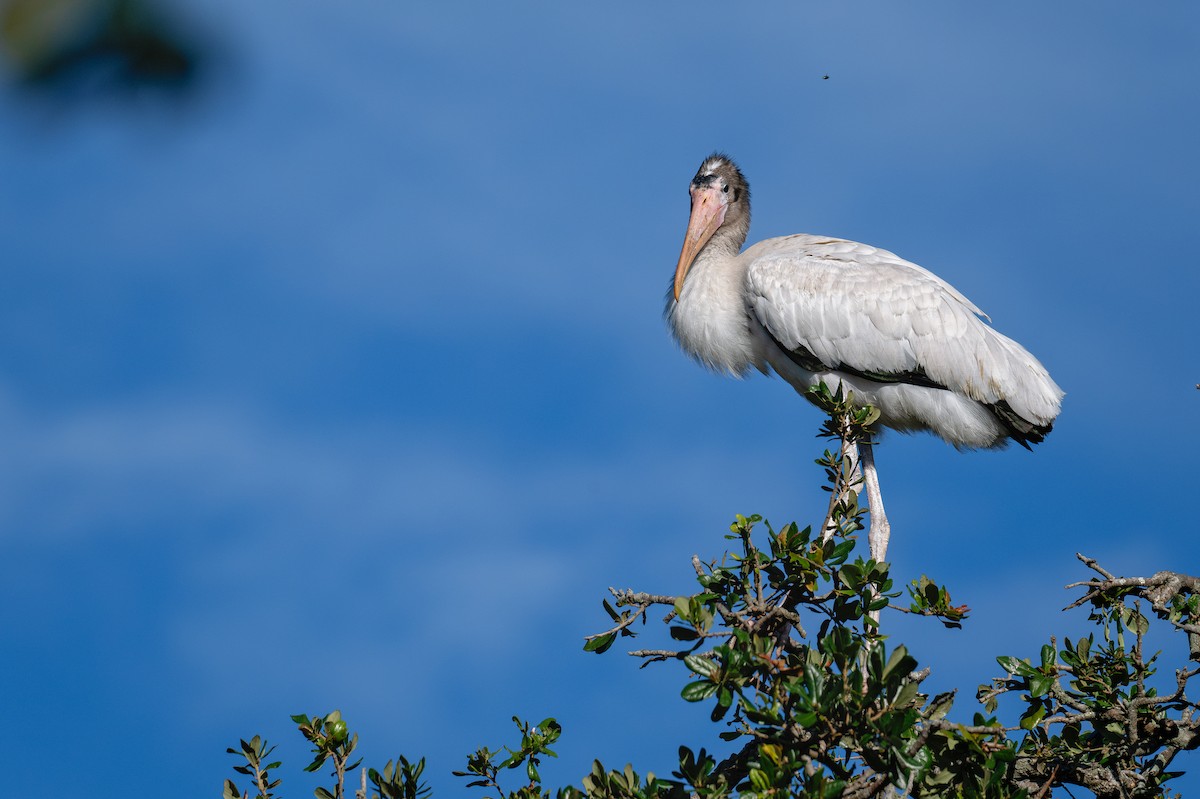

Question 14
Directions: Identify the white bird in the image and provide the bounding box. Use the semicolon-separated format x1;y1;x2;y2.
666;154;1063;560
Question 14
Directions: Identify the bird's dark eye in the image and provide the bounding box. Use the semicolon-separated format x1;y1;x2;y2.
721;184;729;193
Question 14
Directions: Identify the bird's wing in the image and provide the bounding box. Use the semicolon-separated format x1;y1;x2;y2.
743;235;1060;423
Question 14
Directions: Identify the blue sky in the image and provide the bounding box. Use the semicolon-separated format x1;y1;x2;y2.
2;1;1198;796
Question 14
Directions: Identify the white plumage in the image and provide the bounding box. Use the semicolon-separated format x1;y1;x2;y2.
667;154;1063;451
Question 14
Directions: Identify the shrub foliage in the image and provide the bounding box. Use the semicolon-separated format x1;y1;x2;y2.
225;397;1199;799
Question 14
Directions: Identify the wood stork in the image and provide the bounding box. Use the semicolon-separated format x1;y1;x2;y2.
666;154;1063;561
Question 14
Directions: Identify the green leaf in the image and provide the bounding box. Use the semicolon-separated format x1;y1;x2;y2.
830;540;855;561
794;710;818;727
222;779;241;799
881;645;910;682
1029;674;1054;697
681;680;718;702
893;679;919;708
996;655;1021;674
683;654;717;678
1019;704;1047;730
1126;609;1150;634
584;633;616;653
669;626;699;641
926;691;955;721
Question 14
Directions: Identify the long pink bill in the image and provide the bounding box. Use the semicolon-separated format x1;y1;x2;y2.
673;186;728;300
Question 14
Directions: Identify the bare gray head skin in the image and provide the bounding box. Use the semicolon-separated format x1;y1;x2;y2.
691;153;751;227
673;153;753;300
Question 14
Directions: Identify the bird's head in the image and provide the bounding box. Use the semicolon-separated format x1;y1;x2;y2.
673;154;751;300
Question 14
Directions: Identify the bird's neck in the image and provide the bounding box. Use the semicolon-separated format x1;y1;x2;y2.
667;217;761;377
703;214;750;261
681;215;750;305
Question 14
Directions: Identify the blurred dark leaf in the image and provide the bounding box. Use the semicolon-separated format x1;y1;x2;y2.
0;0;207;100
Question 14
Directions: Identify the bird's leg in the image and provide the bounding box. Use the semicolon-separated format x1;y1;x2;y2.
859;439;891;648
822;432;860;544
860;440;890;563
